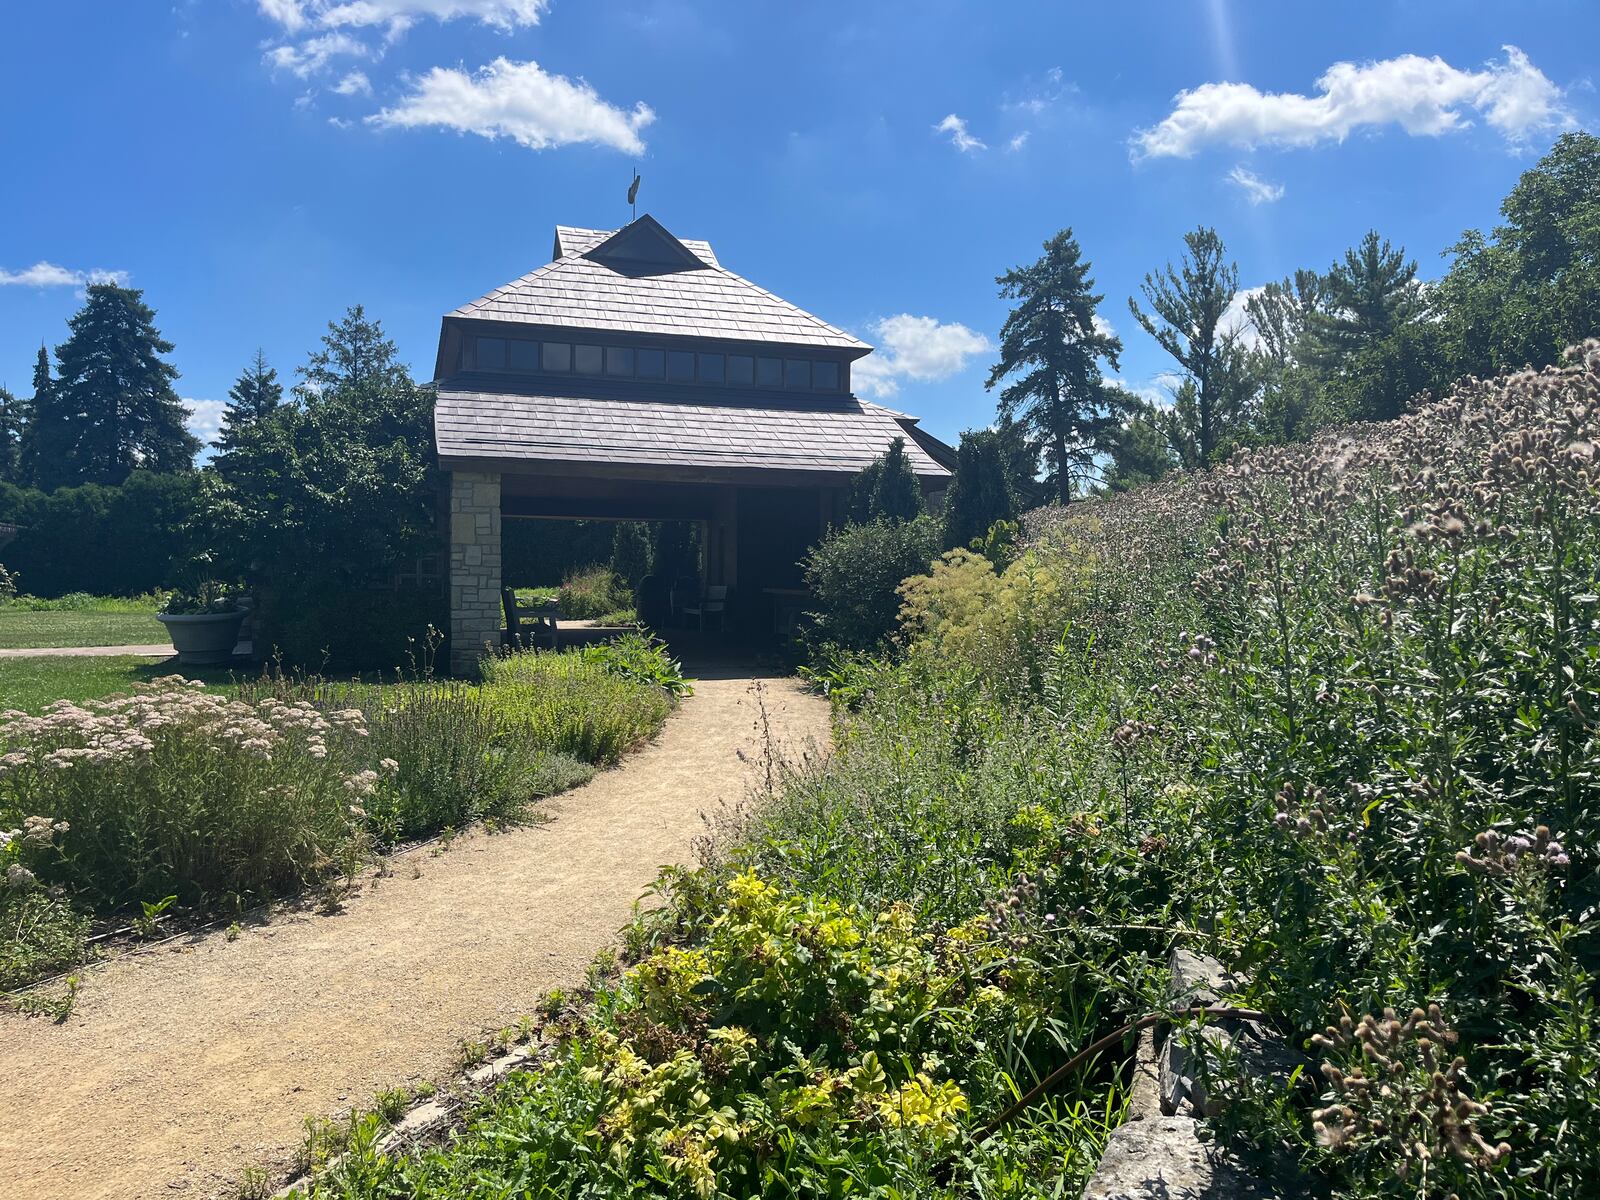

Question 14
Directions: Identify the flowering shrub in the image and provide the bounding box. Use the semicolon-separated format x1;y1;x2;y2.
0;678;372;907
0;648;675;987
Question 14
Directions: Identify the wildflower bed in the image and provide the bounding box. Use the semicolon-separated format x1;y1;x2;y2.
0;636;687;991
289;346;1597;1200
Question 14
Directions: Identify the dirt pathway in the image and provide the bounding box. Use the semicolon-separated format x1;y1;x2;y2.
0;670;830;1200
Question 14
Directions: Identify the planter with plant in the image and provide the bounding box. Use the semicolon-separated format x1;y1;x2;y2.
156;581;249;664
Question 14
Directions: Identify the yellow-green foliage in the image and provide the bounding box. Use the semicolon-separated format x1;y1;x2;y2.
295;869;1081;1199
482;650;674;765
897;548;1083;690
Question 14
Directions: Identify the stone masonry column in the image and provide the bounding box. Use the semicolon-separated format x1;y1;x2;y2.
448;470;502;677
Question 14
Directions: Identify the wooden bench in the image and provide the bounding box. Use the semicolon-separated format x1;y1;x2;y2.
502;588;559;651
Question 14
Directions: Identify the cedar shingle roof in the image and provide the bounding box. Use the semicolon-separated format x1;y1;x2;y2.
435;377;948;478
454;214;869;353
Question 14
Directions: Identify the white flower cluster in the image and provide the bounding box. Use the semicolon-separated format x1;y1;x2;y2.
0;677;371;774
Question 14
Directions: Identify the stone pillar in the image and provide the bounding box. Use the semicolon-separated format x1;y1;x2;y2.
448;470;502;676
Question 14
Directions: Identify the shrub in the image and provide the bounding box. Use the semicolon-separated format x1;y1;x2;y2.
0;471;205;597
482;649;676;764
557;565;632;620
258;584;445;673
801;516;941;654
0;563;16;601
0;888;90;990
0;678;372;908
580;632;693;698
265;677;596;845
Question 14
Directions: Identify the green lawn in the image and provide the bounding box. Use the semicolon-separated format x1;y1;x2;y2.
0;608;166;649
0;655;243;712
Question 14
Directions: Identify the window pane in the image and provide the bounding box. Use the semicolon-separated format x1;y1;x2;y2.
813;360;840;391
574;345;603;375
542;342;571;372
477;337;506;370
728;355;754;386
605;346;635;376
784;359;812;389
637;348;665;379
507;339;540;370
667;351;695;382
698;353;725;384
756;357;782;387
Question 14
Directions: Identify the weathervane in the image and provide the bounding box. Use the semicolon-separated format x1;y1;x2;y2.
628;169;641;220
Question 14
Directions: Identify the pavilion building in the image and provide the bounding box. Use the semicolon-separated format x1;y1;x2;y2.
433;214;953;673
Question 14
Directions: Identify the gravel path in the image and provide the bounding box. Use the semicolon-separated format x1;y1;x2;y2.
0;670;830;1200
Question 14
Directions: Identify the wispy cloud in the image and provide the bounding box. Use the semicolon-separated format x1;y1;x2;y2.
1007;131;1030;152
368;58;655;154
259;0;549;38
853;314;990;398
333;70;372;96
935;113;986;153
0;262;128;288
265;31;368;78
1134;46;1569;158
1226;165;1284;204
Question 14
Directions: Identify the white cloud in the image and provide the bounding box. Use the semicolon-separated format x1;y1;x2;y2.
369;58;655;154
184;398;229;448
266;31;368;77
333;70;372;96
1134;45;1568;158
1007;131;1030;152
854;314;990;398
259;0;547;35
1092;313;1116;339
935;113;986;153
1221;285;1266;350
1226;164;1284;204
0;262;128;288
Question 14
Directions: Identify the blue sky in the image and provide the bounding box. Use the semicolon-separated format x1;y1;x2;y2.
1;1;1594;454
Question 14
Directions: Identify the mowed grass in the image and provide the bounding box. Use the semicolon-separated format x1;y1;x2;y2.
0;655;243;712
0;607;166;649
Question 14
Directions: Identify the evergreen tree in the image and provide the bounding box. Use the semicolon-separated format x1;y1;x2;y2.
17;346;59;489
987;229;1127;503
1305;232;1426;366
32;284;198;488
609;521;653;590
298;305;408;397
1304;232;1431;423
943;429;1017;550
216;350;284;454
0;385;25;484
850;437;924;523
1128;227;1245;464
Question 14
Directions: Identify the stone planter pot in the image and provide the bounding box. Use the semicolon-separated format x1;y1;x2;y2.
156;610;247;665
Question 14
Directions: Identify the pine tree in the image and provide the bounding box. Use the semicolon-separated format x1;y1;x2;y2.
1305;231;1426;368
987;229;1126;504
0;385;26;484
943;429;1017;550
16;346;59;489
217;350;284;453
1304;232;1431;423
1128;227;1245;465
35;284;198;488
298;305;408;397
